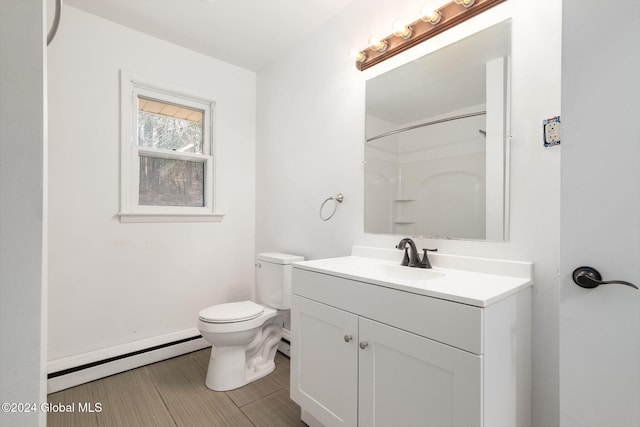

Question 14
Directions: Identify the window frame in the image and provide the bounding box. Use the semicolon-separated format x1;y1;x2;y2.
119;70;223;223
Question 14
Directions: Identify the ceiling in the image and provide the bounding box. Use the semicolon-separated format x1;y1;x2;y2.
60;0;355;72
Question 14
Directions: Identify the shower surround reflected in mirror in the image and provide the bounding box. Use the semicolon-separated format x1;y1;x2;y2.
365;20;511;241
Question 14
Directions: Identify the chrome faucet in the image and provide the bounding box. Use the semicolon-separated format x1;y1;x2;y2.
395;238;437;269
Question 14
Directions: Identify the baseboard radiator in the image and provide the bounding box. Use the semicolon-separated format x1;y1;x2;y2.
47;329;209;393
48;328;292;393
277;327;292;357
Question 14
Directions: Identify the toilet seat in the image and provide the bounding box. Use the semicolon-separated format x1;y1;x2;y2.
198;305;277;334
199;301;264;323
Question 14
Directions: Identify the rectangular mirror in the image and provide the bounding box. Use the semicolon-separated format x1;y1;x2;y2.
365;19;511;241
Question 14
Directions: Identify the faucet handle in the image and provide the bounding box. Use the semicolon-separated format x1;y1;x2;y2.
420;248;438;269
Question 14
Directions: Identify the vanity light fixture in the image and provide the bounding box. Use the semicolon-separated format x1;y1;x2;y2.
354;0;506;71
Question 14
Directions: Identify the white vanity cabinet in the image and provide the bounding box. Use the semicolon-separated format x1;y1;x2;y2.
358;316;481;427
293;294;481;427
291;295;359;426
291;262;532;427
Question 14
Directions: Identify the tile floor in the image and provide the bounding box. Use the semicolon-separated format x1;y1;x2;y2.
47;348;306;427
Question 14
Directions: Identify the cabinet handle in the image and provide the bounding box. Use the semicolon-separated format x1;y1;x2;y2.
343;334;353;343
359;340;369;350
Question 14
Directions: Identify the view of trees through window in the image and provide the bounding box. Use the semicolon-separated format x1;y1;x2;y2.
138;156;205;207
137;111;203;153
136;97;207;207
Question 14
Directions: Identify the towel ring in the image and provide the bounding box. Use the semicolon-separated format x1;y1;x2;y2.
319;193;344;221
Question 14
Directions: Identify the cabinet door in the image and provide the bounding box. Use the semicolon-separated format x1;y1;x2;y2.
358;318;482;427
291;295;359;427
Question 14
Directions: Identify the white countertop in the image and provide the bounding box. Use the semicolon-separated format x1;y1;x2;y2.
293;253;533;307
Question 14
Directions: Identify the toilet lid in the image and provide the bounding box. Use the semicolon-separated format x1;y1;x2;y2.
199;301;265;323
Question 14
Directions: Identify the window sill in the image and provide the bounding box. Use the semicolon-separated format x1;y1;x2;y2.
118;212;225;223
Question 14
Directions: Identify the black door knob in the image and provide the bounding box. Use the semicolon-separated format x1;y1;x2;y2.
572;266;638;290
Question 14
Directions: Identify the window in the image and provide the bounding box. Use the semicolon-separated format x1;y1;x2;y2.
120;71;222;222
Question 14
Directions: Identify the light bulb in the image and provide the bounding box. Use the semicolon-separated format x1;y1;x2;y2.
420;4;442;24
368;36;388;53
454;0;475;7
349;49;366;63
392;20;413;39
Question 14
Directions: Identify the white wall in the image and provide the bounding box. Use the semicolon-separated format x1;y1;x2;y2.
0;0;47;425
47;7;256;368
256;1;561;426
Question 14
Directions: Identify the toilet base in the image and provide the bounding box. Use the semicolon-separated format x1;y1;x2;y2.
205;345;247;391
204;347;278;392
246;359;275;384
203;314;283;391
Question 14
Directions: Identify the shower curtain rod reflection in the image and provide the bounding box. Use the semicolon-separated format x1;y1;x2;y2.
366;111;486;143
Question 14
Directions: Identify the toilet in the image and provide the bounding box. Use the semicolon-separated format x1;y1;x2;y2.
197;252;303;391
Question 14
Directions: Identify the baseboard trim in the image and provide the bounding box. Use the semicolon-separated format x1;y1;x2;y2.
47;328;210;393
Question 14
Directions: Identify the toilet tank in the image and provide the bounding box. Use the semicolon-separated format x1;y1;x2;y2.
256;252;304;309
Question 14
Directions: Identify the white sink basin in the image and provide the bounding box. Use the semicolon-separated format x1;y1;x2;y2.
366;263;444;282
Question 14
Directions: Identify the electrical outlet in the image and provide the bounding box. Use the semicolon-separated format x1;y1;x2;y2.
543;116;561;147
